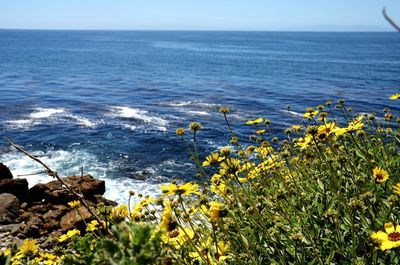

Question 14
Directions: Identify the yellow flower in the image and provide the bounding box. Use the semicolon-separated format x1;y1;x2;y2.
390;93;400;100
246;117;263;125
20;239;39;257
255;146;274;159
175;128;185;136
160;182;199;196
219;107;230;114
203;152;224;167
393;183;400;195
371;222;400;250
86;220;100;232
292;125;302;132
373;167;389;183
159;200;177;232
219;146;231;156
67;200;81;209
295;135;313;149
209;201;225;221
189;238;230;264
162;227;195;249
303;108;318;119
0;248;11;257
38;252;59;265
58;229;81;242
189;122;202;132
220;158;241;176
110;204;129;223
256;129;266;134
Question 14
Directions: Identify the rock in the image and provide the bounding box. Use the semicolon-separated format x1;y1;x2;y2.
23;224;40;238
0;193;20;224
94;194;118;207
0;163;13;180
0;178;29;200
42;230;62;248
60;206;91;231
20;202;28;209
29;175;105;204
41;205;69;232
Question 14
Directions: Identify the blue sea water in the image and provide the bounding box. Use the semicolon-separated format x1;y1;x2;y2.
0;30;399;203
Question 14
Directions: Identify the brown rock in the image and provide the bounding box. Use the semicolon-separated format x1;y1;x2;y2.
0;163;13;180
0;193;20;224
41;205;69;232
0;178;28;200
60;206;91;231
94;194;118;207
29;175;105;204
27;203;53;214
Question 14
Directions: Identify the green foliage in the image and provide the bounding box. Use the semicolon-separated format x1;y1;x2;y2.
63;223;162;265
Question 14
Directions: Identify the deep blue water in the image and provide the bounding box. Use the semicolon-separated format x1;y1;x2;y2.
0;30;399;202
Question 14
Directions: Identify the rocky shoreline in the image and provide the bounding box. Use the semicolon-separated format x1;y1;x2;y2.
0;163;117;249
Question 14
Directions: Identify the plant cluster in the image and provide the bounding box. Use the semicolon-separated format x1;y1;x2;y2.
2;94;400;264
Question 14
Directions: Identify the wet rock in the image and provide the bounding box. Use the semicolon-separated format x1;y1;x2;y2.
0;178;28;200
0;163;13;180
0;193;20;224
30;175;105;204
60;206;91;231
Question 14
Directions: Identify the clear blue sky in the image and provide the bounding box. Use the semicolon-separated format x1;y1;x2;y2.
1;0;400;31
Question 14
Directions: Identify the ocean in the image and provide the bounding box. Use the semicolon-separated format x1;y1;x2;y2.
0;30;399;203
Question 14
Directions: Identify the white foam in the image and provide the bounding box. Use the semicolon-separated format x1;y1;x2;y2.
65;114;98;128
187;110;211;116
104;178;162;205
163;101;219;109
282;110;303;117
113;106;168;126
121;124;137;131
4;107;98;129
29;108;65;119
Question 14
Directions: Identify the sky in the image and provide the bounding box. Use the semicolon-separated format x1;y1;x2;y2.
1;0;400;31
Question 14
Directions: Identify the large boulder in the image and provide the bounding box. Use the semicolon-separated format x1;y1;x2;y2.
29;175;105;204
60;206;91;231
0;193;20;224
0;178;28;201
0;163;13;180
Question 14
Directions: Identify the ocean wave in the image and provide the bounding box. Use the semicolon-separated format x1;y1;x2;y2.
4;107;98;129
281;109;304;117
110;106;168;126
162;100;220;109
29;108;65;119
187;110;211;116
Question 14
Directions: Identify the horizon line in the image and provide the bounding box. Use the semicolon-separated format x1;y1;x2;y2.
0;27;396;33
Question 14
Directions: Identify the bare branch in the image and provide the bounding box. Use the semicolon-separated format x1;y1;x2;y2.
383;7;400;32
17;171;47;177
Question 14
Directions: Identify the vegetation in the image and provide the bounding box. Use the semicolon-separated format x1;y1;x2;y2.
2;94;400;264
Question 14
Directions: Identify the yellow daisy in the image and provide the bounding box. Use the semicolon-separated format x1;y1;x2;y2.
390;93;400;100
371;222;400;250
372;167;389;183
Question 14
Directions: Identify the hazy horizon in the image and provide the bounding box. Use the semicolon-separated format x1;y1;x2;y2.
1;1;399;32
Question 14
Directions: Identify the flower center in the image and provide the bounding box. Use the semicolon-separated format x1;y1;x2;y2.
376;174;383;181
389;232;400;242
